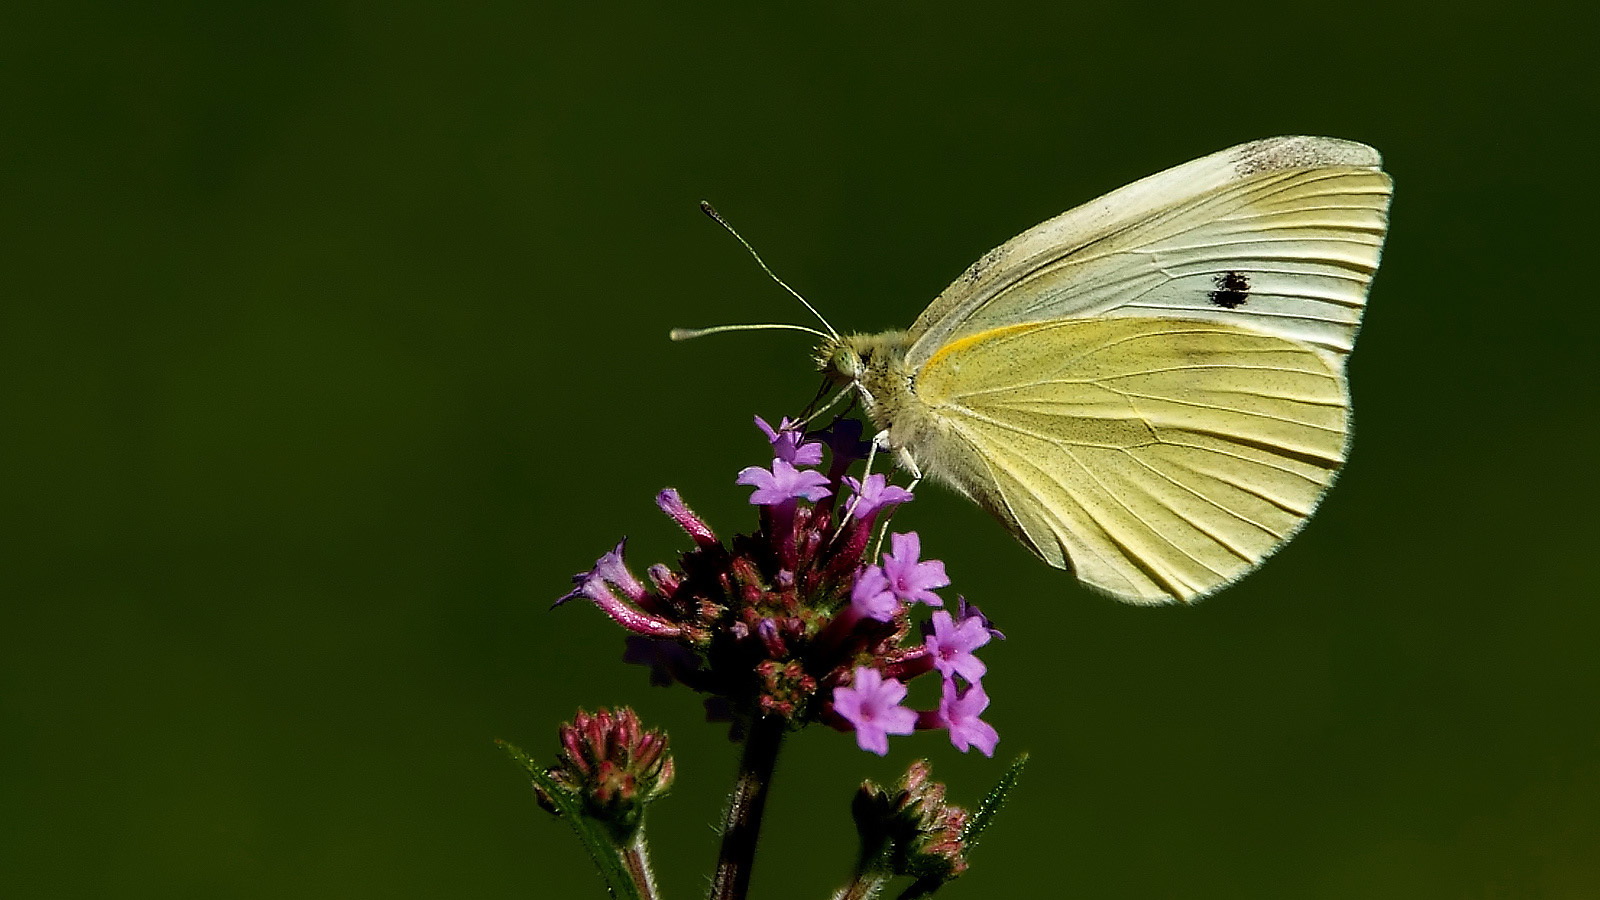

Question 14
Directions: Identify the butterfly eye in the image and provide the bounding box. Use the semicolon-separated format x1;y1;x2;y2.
837;347;864;377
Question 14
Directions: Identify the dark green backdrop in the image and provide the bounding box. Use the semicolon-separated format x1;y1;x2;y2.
5;2;1596;897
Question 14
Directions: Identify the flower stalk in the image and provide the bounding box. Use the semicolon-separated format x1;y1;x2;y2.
710;715;787;900
834;871;891;900
620;833;660;900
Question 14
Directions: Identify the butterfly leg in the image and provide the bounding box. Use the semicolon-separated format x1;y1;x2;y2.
863;438;924;560
895;448;923;483
798;385;853;428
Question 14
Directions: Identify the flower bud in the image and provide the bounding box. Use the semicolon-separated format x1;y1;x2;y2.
656;489;718;548
850;760;970;885
543;707;675;842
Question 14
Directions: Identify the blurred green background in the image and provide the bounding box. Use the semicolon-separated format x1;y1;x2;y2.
4;1;1596;897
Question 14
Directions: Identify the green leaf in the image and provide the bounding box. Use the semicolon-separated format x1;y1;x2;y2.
961;753;1027;851
497;739;644;900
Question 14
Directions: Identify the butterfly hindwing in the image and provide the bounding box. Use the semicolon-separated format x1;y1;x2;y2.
911;316;1349;604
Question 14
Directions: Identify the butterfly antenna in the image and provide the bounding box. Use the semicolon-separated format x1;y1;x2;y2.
700;200;840;339
669;322;828;341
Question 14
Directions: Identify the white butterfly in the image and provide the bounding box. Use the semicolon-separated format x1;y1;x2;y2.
685;137;1392;605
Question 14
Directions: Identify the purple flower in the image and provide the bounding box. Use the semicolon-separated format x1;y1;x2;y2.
842;473;915;521
833;666;918;756
938;680;999;757
736;458;833;506
923;609;991;684
656;489;718;548
953;596;1005;641
755;415;824;467
850;566;901;622
555;410;1007;746
556;543;684;639
591;540;647;603
880;532;949;607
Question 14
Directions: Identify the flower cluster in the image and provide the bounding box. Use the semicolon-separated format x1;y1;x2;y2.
557;416;1001;757
536;707;675;843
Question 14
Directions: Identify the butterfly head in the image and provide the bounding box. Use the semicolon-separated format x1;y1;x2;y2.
816;331;909;387
815;335;862;384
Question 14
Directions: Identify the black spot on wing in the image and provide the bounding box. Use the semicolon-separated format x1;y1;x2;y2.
1207;271;1251;309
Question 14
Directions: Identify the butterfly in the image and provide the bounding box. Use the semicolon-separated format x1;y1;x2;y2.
679;136;1392;605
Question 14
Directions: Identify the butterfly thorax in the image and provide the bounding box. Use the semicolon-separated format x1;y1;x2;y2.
817;330;948;470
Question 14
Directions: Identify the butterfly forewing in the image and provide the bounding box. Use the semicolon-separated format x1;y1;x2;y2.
906;138;1391;370
913;317;1349;604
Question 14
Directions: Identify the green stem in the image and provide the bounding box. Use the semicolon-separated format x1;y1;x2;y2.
622;829;660;900
832;872;889;900
709;716;787;900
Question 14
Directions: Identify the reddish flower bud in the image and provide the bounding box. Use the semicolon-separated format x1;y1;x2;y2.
656;488;718;548
851;760;971;886
544;707;675;843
